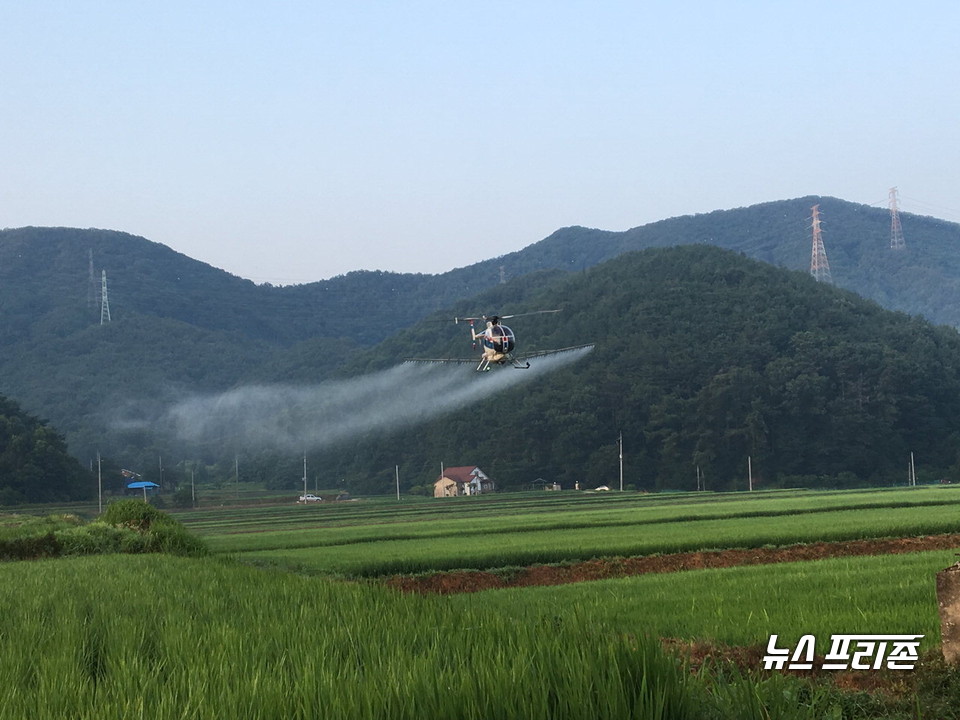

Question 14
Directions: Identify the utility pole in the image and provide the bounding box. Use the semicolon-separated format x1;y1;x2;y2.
618;432;624;491
396;465;400;501
809;205;833;283
748;456;754;492
97;451;102;514
889;187;906;250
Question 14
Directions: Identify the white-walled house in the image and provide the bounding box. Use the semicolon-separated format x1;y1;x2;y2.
433;466;495;498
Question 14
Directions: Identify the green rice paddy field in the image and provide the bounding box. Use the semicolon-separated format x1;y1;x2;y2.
3;485;960;718
180;486;960;652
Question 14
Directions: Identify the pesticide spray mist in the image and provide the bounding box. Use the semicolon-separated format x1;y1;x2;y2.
154;346;593;453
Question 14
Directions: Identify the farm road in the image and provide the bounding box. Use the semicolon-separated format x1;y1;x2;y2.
385;533;960;595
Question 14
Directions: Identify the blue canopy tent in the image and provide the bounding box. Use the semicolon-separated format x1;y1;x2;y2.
127;480;159;501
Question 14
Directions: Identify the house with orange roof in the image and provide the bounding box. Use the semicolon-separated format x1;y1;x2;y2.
433;466;495;498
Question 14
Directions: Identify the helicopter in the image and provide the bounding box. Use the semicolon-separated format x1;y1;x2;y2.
407;310;593;371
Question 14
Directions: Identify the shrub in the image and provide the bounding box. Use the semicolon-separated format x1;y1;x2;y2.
55;523;131;555
119;529;151;554
172;488;194;508
100;500;208;557
100;499;171;531
0;532;62;560
147;523;208;557
0;502;207;561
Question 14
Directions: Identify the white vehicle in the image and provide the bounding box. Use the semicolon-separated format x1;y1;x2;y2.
298;494;322;503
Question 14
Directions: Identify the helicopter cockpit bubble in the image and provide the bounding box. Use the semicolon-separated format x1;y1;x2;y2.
480;319;515;354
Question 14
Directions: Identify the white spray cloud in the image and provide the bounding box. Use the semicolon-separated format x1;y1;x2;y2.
154;347;592;452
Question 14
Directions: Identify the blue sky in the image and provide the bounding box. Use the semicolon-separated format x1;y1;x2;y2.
2;1;958;284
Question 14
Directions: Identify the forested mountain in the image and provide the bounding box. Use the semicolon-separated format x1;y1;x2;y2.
0;226;459;348
469;196;960;328
2;195;960;497
313;245;960;493
0;394;92;504
3;197;959;355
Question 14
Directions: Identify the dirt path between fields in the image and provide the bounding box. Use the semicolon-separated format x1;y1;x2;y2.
384;533;960;595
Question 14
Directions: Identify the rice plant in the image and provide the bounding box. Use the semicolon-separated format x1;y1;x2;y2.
0;554;844;719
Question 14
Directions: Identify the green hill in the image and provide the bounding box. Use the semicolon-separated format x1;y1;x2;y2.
2;196;960;492
455;196;960;325
314;245;960;493
0;226;424;346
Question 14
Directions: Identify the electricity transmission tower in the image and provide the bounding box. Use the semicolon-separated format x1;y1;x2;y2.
100;270;111;324
889;186;906;250
809;204;833;283
87;249;97;309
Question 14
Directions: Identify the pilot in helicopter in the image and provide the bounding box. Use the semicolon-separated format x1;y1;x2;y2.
472;315;516;367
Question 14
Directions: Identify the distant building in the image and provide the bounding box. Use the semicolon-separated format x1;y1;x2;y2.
433;466;495;498
529;478;561;491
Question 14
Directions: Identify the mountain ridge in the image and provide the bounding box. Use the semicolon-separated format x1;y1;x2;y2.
5;196;959;348
3;195;960;491
289;243;960;493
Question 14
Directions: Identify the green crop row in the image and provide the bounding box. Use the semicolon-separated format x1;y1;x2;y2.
0;554;851;720
447;549;957;655
5;489;960;718
194;486;960;555
178;487;946;537
236;502;960;577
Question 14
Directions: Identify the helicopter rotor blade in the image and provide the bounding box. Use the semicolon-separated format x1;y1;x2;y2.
455;309;561;323
498;309;562;320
